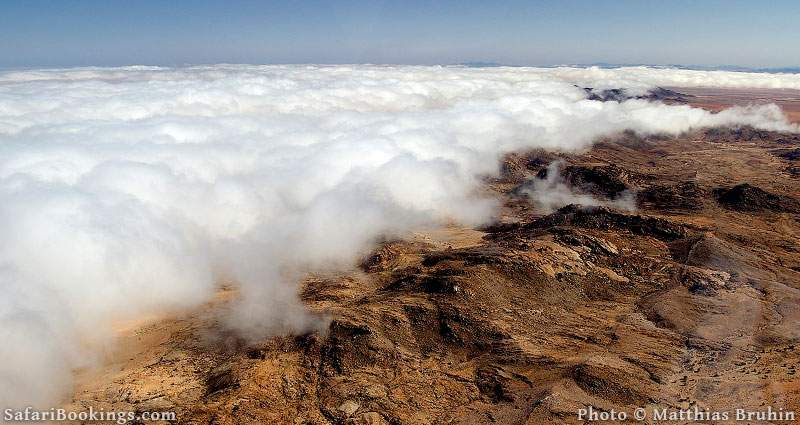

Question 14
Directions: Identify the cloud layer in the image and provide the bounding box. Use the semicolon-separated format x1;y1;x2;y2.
541;66;800;92
0;65;798;408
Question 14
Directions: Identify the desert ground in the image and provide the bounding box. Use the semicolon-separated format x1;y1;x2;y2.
67;88;800;424
677;87;800;124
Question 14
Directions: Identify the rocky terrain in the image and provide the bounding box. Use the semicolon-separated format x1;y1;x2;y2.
67;91;800;424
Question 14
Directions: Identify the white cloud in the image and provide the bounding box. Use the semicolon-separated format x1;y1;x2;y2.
0;65;797;408
539;66;800;92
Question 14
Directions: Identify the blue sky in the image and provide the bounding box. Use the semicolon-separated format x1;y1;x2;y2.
1;0;798;68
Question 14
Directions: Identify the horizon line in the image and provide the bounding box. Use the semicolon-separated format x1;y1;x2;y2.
1;62;800;74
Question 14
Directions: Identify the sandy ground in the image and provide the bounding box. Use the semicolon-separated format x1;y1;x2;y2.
674;86;800;123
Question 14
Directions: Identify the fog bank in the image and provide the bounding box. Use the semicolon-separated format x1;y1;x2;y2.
0;65;797;408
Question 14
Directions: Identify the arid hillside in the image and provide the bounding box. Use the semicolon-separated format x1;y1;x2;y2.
68;90;800;424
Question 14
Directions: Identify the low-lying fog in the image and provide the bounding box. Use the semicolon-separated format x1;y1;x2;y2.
1;65;798;407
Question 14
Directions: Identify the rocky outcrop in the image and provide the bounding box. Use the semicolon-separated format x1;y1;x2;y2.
527;205;687;241
638;181;704;211
536;164;633;198
581;86;692;103
714;183;800;212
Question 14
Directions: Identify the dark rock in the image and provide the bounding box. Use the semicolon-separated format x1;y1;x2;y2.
329;320;371;338
701;126;775;143
206;364;238;394
776;136;800;145
245;347;266;360
476;366;520;402
713;183;799;212
526;205;687;241
422;246;510;267
321;320;377;375
582;87;630;102
294;332;321;351
580;86;691;103
775;148;800;161
538;164;632;198
385;265;466;294
422;271;464;294
643;87;694;103
479;221;525;234
551;228;619;256
638;181;703;211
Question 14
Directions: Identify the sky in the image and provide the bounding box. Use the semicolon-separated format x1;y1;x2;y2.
0;0;798;68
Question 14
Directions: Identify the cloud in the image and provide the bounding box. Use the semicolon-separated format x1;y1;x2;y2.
522;161;637;213
0;65;797;408
540;66;800;93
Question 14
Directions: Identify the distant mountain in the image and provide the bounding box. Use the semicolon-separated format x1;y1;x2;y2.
457;61;508;68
